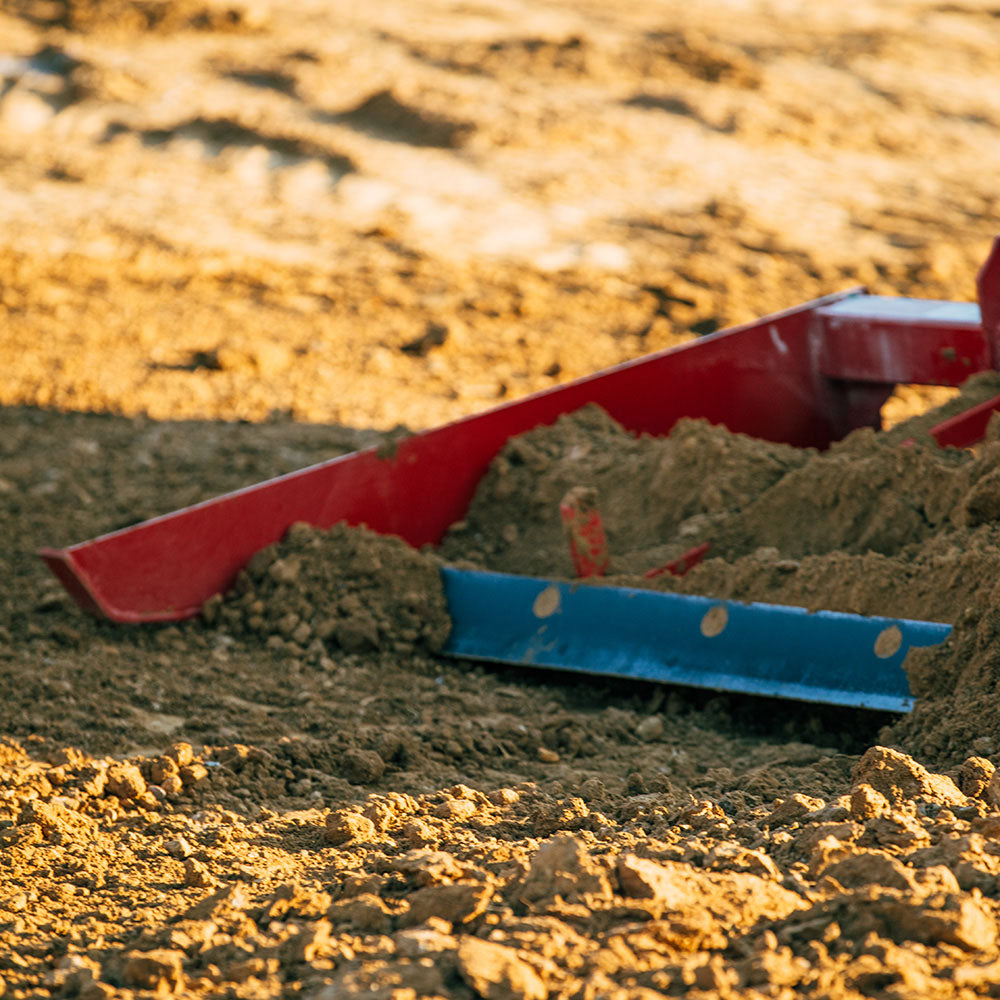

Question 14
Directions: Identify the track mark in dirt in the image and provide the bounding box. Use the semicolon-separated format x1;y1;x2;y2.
624;93;697;117
631;30;763;88
931;3;1000;16
221;67;298;96
321;90;474;150
409;35;598;80
111;117;355;177
624;92;736;135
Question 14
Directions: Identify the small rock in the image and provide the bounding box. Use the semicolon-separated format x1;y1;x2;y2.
122;950;185;992
819;850;917;892
161;774;183;796
150;756;179;784
106;763;146;801
395;926;458;958
767;793;824;827
363;792;417;831
388;849;466;887
165;837;192;859
456;937;548;1000
341;748;385;784
704;842;780;880
399;882;492;928
869;811;931;850
183;883;248;921
578;777;606;802
636;715;664;742
850;783;890;821
531;797;589;837
618;855;693;904
183;858;216;889
277;611;300;636
962;757;996;799
435;798;478;821
268;557;300;584
328;894;393;934
809;835;855;875
166;742;195;767
873;893;996;952
325;810;377;845
537;747;560;763
852;746;965;807
336;615;380;652
516;834;612;905
179;762;209;786
984;768;1000;809
399;818;437;847
261;882;333;921
489;788;519;806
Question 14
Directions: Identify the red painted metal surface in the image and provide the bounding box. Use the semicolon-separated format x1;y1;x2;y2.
644;542;711;580
977;236;1000;367
41;289;862;622
815;297;987;386
559;487;610;578
928;393;1000;449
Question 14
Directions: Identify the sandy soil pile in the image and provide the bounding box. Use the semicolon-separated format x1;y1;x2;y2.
7;0;1000;997
206;521;452;661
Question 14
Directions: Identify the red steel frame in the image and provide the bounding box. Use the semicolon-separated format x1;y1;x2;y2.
40;239;1000;623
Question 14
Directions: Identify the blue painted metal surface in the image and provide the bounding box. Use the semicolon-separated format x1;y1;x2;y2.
440;568;952;712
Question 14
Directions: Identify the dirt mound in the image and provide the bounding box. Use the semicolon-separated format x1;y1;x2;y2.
442;383;1000;766
206;521;451;661
441;405;808;577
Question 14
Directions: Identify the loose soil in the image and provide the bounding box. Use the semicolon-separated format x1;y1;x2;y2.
7;1;1000;998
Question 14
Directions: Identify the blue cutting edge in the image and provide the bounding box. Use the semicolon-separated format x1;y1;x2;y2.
440;568;952;712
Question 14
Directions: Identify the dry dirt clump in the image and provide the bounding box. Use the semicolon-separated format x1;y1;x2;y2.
205;521;451;661
6;732;1000;999
441;404;809;578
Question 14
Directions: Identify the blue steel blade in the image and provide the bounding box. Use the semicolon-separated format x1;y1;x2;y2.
440;568;952;712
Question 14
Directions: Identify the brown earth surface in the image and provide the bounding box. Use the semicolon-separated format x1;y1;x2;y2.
6;1;1000;998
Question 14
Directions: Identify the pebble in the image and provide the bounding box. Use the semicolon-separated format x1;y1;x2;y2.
165;837;192;858
456;937;547;1000
183;858;216;889
341;748;385;784
636;715;664;742
325;810;377;845
105;764;146;801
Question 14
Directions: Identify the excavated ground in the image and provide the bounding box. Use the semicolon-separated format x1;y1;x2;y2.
6;1;1000;998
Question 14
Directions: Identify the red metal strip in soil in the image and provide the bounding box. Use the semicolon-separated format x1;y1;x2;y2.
559;487;610;578
928;393;1000;449
643;542;712;579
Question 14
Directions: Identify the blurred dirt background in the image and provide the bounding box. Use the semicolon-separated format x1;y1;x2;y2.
5;0;1000;998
